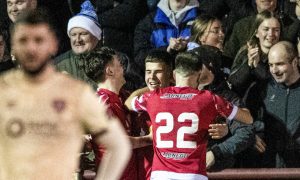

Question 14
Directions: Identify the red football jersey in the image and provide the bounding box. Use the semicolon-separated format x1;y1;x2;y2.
93;88;137;180
133;112;153;180
132;87;237;179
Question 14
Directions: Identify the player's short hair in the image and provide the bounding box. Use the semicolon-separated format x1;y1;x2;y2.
145;49;174;71
10;8;57;37
175;51;202;77
84;46;120;82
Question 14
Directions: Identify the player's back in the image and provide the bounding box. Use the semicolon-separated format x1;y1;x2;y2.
145;86;223;179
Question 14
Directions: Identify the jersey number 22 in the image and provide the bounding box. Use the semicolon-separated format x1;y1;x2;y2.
155;112;199;149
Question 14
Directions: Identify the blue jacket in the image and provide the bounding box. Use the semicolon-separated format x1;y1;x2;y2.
134;6;198;77
151;7;198;48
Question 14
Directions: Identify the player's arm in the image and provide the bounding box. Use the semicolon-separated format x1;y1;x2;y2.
129;135;153;149
94;119;131;180
214;94;253;125
232;107;253;125
124;87;150;111
129;126;153;149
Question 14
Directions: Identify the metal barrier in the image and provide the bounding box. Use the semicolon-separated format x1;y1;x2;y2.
83;168;300;180
208;168;300;180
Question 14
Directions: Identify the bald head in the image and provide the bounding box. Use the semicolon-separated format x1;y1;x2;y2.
268;41;300;86
269;41;298;63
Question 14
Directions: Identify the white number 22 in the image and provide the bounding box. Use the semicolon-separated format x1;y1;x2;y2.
155;112;199;149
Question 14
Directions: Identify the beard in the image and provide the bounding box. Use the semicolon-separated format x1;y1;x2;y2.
20;58;51;76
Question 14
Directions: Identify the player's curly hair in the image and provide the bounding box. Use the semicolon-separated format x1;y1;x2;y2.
84;46;117;82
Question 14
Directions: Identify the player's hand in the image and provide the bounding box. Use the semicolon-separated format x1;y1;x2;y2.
208;123;228;139
247;42;260;68
206;151;215;169
254;135;266;153
129;127;153;149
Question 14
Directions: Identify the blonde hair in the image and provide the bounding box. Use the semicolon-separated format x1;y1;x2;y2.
190;14;218;44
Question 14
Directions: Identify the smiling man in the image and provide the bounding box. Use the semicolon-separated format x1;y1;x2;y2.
55;0;101;89
7;0;37;22
245;41;300;167
266;41;300;167
268;41;300;85
145;50;174;91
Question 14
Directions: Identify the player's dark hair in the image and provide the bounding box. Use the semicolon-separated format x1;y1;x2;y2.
175;51;202;76
84;46;119;82
145;49;174;71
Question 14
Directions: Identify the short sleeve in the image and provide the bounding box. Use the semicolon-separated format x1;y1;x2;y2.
213;94;238;122
131;92;152;112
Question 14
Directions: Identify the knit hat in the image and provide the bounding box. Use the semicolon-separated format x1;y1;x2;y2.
67;0;101;40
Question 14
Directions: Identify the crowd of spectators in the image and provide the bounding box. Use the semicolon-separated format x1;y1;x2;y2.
0;0;300;179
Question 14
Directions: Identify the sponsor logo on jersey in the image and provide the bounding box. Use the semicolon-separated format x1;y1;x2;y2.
161;152;188;160
160;93;196;100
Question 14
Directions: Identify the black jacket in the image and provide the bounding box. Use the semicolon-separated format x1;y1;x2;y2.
96;0;147;59
205;76;255;171
228;46;271;98
246;78;300;167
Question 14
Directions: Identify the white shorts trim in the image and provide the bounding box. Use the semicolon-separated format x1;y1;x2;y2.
150;170;208;180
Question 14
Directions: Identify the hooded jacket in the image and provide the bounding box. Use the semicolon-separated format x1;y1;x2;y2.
134;0;199;75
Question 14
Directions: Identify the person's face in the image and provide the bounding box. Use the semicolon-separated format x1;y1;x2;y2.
69;27;98;55
256;0;277;12
7;0;37;22
145;62;171;90
12;23;58;74
256;18;280;53
0;35;5;61
110;56;126;86
268;48;298;86
200;20;224;50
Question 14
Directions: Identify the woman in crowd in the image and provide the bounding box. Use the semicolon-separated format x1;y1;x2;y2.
228;10;281;97
187;14;232;74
